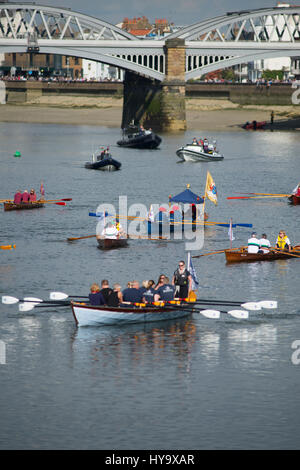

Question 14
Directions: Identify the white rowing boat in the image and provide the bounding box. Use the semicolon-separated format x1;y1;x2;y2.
71;302;192;327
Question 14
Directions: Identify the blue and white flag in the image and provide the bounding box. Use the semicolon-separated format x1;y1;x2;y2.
187;252;199;290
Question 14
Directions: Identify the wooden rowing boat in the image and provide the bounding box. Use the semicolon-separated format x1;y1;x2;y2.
288;195;300;205
4;201;44;211
71;302;191;326
225;245;300;263
96;235;128;250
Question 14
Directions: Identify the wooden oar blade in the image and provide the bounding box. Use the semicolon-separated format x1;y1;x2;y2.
227;310;249;319
200;309;221;319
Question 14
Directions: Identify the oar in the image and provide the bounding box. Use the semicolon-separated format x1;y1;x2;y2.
192;247;245;258
227;195;288;200
67;234;167;242
237;192;291;197
67;234;96;241
2;295;71;307
0;244;16;250
0;199;13;203
270;247;300;259
41;201;66;206
42;198;72;202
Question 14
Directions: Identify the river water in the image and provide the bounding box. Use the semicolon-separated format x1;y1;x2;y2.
0;122;300;450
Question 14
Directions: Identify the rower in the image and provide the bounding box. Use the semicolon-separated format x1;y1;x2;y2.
100;280;113;303
142;280;156;304
247;232;260;253
21;189;29;203
13;189;22;204
122;280;143;303
276;230;291;251
258;233;271;253
154;277;175;302
29;189;37;202
89;283;105;306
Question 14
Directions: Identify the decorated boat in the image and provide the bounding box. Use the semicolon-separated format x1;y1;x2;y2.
176;139;223;162
3;201;44;211
85;149;121;171
225;245;300;263
71;301;191;327
117;125;161;149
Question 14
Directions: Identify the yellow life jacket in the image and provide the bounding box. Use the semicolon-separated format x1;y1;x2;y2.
276;235;288;249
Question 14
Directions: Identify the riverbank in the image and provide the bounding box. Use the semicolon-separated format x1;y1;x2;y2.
0;97;300;130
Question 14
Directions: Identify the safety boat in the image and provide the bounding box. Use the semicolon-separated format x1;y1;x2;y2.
85;149;121;171
117;125;161;149
176;139;223;162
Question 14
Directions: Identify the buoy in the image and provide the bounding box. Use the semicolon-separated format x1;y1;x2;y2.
14;151;21;157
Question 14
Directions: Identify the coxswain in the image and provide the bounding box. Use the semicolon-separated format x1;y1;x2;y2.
247;232;260;253
154;277;175;302
172;261;192;299
89;283;106;306
13;190;22;204
258;233;271;253
276;230;291;251
21;190;29;203
29;189;37;202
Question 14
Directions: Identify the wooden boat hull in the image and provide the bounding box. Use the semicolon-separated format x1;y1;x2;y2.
117;132;161;149
288;195;300;205
71;302;191;326
225;246;300;263
96;236;128;250
176;146;224;162
4;201;44;211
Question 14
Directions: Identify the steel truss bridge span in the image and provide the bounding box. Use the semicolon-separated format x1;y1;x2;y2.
1;3;300;81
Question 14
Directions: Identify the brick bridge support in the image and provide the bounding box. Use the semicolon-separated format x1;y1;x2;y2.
122;39;186;132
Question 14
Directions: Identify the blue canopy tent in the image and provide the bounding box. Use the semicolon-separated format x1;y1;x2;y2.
169;188;204;205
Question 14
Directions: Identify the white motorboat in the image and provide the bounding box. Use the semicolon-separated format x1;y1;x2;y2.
176;142;224;162
71;302;192;327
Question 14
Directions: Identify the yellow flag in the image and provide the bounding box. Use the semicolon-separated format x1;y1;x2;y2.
205;171;218;205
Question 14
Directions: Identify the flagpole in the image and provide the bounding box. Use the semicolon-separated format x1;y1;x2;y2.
230;218;232;249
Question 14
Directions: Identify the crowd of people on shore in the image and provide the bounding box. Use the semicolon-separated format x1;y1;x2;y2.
247;231;292;254
88;261;194;307
13;188;37;204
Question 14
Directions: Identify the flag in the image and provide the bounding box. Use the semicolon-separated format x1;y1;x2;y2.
205;171;218;205
228;219;235;241
148;204;154;222
187;252;199;290
40;181;45;197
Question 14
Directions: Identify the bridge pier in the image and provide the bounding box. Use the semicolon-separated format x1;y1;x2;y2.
122;39;186;132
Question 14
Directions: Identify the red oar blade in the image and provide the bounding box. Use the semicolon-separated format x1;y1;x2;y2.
55;202;66;206
227;196;252;200
61;198;72;201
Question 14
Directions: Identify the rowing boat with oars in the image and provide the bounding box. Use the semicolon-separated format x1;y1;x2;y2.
3;201;45;211
96;235;128;250
288;194;300;205
225;245;300;263
71;301;192;326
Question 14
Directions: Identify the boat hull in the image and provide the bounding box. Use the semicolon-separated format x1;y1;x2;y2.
176;147;224;162
117;132;161;149
85;158;121;171
71;303;191;326
288;195;300;205
225;246;300;263
96;236;128;250
4;201;44;211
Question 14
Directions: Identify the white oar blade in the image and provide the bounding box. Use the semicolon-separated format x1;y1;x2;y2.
241;302;261;311
228;310;249;319
19;302;35;312
2;295;19;304
24;297;43;303
200;309;221;319
50;292;69;301
259;300;278;309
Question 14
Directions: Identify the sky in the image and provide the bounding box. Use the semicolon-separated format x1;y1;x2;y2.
31;0;280;26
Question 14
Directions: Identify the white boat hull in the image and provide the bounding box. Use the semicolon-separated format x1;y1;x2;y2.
72;303;191;326
176;146;224;162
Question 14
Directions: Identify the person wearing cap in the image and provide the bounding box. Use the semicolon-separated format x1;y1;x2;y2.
247;232;260;253
21;190;29;203
29;189;37;202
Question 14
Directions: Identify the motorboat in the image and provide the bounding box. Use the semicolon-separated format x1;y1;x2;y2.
85;150;121;171
117;125;161;149
176;140;223;162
